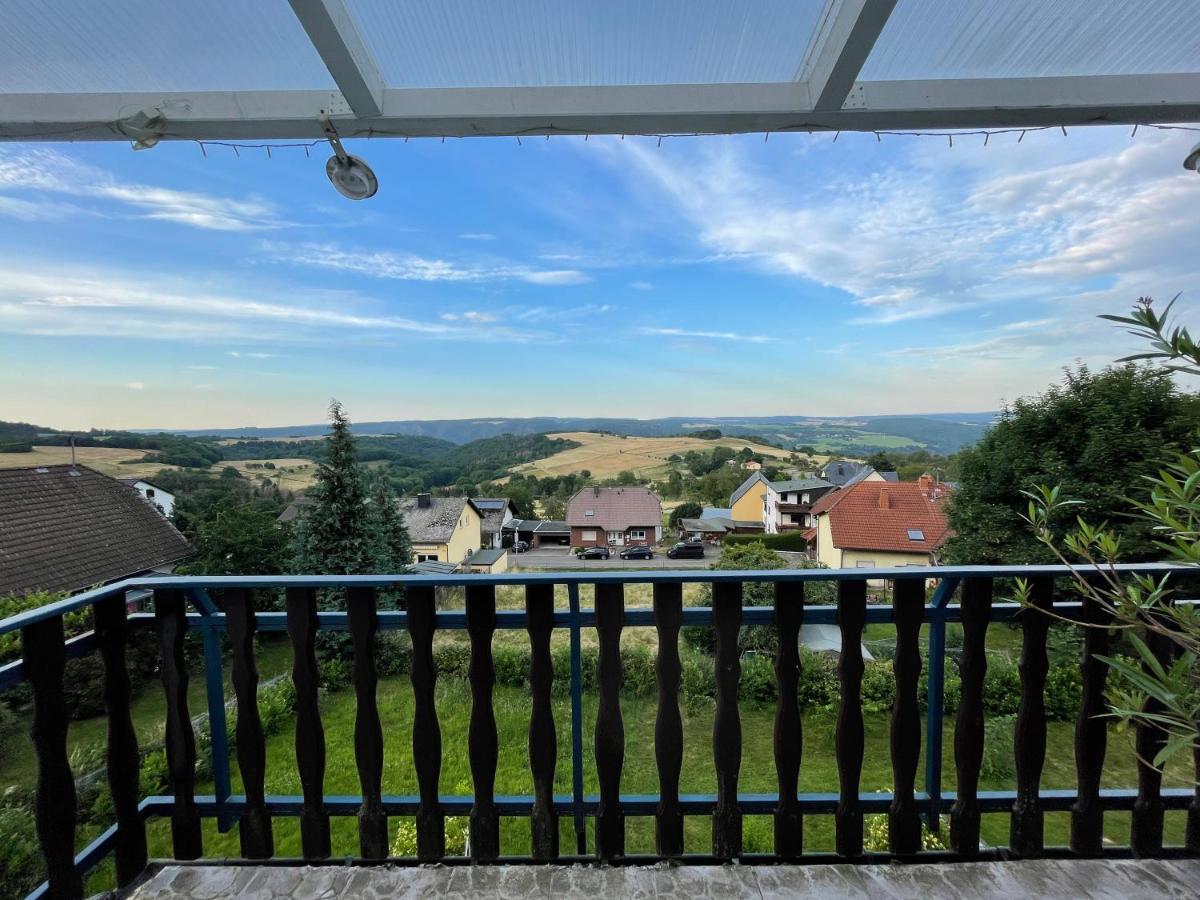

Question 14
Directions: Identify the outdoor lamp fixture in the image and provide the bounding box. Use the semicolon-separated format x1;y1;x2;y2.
1185;142;1200;173
320;114;378;200
125;110;165;151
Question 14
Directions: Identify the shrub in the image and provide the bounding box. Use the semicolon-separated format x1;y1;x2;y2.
861;659;896;714
390;815;469;857
376;632;412;677
0;793;43;898
738;653;775;704
1045;662;1082;720
982;657;1021;716
723;532;811;552
493;644;529;688
863;808;948;852
680;651;715;710
318;657;352;692
621;646;656;697
432;642;471;677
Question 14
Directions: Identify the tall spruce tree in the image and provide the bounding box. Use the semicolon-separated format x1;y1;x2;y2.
291;400;408;575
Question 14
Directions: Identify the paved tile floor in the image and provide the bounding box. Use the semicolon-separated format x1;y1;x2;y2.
125;858;1200;899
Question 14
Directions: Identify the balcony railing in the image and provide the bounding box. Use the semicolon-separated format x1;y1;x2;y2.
2;564;1199;898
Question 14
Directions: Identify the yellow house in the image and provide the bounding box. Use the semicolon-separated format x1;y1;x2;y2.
729;472;770;523
809;479;950;569
464;548;509;574
398;494;483;564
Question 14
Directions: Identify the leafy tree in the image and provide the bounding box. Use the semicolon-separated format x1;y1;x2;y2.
616;469;638;485
866;451;897;472
180;498;289;576
540;496;568;520
669;502;702;526
506;482;535;518
942;364;1200;564
683;542;787;655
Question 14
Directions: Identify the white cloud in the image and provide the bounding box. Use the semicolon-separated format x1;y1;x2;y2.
126;381;144;390
0;261;553;345
262;241;590;285
0;148;283;231
609;130;1200;327
459;232;496;241
229;351;276;359
637;326;777;344
629;280;653;290
441;310;497;323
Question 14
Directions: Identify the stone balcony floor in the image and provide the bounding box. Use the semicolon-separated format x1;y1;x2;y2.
124;858;1200;899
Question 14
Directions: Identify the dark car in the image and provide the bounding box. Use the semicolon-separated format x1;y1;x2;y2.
666;541;705;559
510;540;530;553
619;544;654;560
579;546;611;560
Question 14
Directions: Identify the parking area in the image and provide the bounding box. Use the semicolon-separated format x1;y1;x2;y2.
511;544;716;570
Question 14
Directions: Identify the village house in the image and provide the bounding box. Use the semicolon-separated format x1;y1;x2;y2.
463;547;509;574
567;486;662;548
0;465;191;599
502;518;571;548
396;493;483;564
762;476;838;534
729;471;770;522
118;477;176;518
809;474;951;569
472;497;517;549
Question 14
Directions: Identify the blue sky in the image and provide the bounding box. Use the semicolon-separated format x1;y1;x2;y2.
0;124;1197;430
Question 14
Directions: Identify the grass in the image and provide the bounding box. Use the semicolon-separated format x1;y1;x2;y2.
129;676;1192;873
0;445;176;479
509;432;810;480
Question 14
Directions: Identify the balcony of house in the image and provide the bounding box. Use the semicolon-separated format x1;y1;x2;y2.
774;504;813;531
2;564;1199;899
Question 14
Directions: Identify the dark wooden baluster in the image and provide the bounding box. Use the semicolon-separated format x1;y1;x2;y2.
94;595;148;886
712;581;743;859
407;585;444;860
1131;620;1173;856
285;587;330;859
347;586;386;859
23;615;82;898
1189;744;1200;852
653;582;684;858
889;578;924;855
774;580;804;858
950;577;992;856
466;584;499;861
155;588;202;859
1011;577;1052;857
835;580;866;857
225;588;273;858
594;581;625;860
526;584;558;859
1070;589;1112;855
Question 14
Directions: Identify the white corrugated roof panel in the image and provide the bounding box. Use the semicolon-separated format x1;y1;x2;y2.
860;0;1200;81
347;0;826;87
0;0;334;93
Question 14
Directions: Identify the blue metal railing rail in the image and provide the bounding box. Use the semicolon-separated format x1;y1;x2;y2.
2;563;1198;899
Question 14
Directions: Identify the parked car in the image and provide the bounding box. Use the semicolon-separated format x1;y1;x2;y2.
666;540;705;559
619;544;654;560
510;540;530;553
579;546;611;560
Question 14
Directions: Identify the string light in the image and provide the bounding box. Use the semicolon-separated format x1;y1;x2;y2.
182;120;1200;161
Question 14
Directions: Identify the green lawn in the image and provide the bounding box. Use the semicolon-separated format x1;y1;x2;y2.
134;675;1191;868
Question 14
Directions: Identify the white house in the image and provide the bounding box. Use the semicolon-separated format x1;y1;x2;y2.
119;478;175;518
762;477;838;534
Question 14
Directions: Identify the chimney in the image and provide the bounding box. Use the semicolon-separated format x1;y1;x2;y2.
918;473;934;497
878;489;891;510
417;492;431;508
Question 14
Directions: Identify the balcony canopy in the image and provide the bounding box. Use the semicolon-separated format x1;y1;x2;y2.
0;0;1198;143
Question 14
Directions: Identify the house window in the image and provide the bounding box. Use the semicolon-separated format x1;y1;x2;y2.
788;514;801;524
582;530;597;541
145;488;155;498
629;529;646;540
907;529;925;541
801;493;809;504
856;560;876;568
416;553;439;562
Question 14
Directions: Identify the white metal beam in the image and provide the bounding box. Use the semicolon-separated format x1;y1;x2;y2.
1;74;1199;143
287;0;384;118
800;0;897;111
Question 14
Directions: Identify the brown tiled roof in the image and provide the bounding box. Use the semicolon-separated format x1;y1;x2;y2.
567;487;662;531
0;465;191;598
814;480;950;554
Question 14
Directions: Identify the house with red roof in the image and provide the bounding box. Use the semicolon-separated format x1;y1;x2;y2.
809;474;951;569
566;486;663;548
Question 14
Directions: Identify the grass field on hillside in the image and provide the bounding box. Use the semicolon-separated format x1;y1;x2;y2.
0;445;177;478
509;432;822;480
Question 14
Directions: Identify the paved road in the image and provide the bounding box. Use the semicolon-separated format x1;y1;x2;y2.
510;545;714;570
